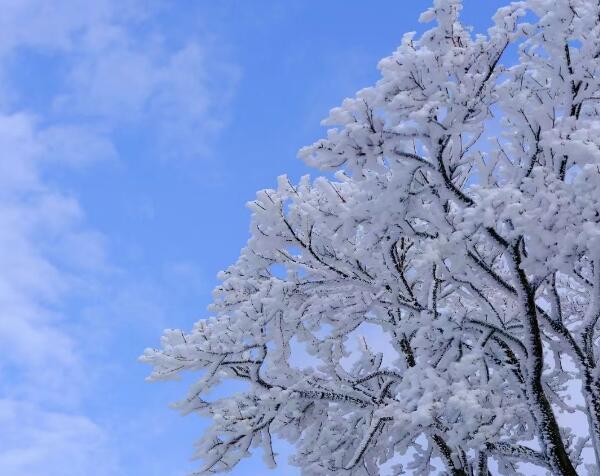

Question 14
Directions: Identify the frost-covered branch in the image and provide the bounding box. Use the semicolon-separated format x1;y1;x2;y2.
144;1;600;474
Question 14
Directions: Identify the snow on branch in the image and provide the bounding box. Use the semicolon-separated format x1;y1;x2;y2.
144;0;600;474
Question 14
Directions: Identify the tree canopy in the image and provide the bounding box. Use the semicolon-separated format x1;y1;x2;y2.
142;1;600;474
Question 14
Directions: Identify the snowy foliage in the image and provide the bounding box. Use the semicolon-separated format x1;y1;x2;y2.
142;1;600;474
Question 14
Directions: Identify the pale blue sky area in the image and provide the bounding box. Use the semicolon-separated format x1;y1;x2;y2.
0;1;508;475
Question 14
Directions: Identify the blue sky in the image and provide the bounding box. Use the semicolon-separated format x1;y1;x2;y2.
0;1;508;475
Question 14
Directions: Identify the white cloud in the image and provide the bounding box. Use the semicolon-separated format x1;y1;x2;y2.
56;32;238;159
0;0;113;54
0;0;238;161
0;0;237;473
0;113;95;406
0;399;118;476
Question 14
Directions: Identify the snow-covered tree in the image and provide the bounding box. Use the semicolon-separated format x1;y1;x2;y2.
141;0;600;474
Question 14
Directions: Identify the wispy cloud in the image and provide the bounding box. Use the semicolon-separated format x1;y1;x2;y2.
0;111;115;473
3;0;238;160
56;28;238;159
0;0;237;473
0;399;118;476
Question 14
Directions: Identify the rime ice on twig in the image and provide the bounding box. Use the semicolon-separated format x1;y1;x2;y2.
142;1;600;474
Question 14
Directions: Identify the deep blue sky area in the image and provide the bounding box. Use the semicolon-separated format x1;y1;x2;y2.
0;2;512;475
